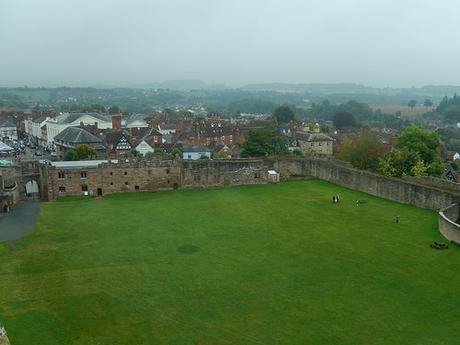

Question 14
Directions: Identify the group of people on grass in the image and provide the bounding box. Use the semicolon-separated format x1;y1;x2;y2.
332;193;400;223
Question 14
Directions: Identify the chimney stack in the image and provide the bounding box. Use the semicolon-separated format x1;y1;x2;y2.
112;114;122;130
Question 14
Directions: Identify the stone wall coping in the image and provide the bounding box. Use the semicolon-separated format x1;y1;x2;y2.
292;156;460;198
439;204;460;228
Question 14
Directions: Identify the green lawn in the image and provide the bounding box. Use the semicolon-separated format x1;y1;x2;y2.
1;180;460;345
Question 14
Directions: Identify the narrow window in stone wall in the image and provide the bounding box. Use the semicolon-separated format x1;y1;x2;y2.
58;172;65;179
81;172;87;179
110;172;113;176
166;168;170;174
125;181;129;185
124;171;128;175
59;186;66;193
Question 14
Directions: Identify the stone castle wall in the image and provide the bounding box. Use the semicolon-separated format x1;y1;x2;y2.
269;156;460;243
8;156;459;210
270;157;460;210
42;159;181;200
438;204;460;244
5;156;460;243
41;158;268;200
404;176;460;194
1;156;458;211
181;159;267;189
0;165;22;204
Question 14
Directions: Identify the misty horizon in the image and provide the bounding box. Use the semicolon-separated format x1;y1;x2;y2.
1;0;459;88
3;80;460;91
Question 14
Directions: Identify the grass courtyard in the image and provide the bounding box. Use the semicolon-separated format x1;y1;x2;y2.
1;180;460;344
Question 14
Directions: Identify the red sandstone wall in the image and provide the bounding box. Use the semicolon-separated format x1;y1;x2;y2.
44;158;267;200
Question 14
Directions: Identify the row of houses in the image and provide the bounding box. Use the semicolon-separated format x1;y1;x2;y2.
24;112;150;148
52;125;166;159
51;124;238;161
21;112;254;158
22;111;336;160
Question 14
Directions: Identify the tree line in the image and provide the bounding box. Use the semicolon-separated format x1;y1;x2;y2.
337;126;444;178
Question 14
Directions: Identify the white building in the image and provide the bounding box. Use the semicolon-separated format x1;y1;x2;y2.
44;113;112;147
135;140;154;156
0;120;17;141
29;116;49;146
23;117;32;135
267;170;280;183
182;146;212;160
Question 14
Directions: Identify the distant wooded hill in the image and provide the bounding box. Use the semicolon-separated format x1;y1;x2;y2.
1;83;460;114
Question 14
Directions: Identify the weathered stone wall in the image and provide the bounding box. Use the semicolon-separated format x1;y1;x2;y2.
8;156;460;243
1;185;19;205
0;165;23;203
270;157;460;210
0;166;22;188
181;159;267;189
42;159;181;200
41;158;267;200
404;176;460;194
439;204;460;244
1;161;43;202
38;156;460;209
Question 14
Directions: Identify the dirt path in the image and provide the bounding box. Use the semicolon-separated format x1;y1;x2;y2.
0;201;41;241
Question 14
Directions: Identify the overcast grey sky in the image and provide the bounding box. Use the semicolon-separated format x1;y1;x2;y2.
1;0;459;87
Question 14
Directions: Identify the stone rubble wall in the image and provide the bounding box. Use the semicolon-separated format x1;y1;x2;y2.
5;156;460;243
439;204;460;244
270;157;460;211
40;158;268;200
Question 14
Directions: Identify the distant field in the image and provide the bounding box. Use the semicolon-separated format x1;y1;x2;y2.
370;105;434;117
7;90;51;102
1;180;459;345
